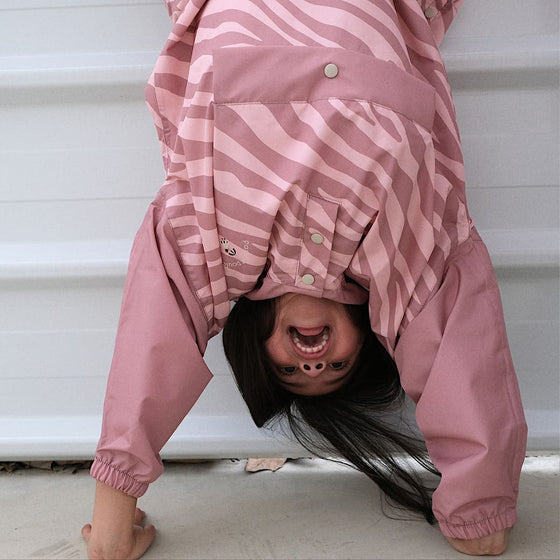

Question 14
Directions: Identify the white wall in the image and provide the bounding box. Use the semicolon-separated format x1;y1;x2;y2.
0;0;558;460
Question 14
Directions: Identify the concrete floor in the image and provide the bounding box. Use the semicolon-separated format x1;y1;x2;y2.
0;455;558;560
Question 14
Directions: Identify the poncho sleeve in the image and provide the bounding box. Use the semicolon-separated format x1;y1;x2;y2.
394;228;527;539
91;200;213;497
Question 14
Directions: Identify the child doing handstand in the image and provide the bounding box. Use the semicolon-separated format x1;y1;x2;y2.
82;1;528;557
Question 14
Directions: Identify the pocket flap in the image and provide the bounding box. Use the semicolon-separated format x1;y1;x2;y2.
213;46;435;130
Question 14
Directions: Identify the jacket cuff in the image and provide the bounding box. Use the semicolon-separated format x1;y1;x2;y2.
438;508;517;540
90;456;149;498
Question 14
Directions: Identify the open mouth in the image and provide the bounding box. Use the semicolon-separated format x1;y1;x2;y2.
289;326;330;355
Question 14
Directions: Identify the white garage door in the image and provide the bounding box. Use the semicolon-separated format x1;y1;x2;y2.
0;0;558;459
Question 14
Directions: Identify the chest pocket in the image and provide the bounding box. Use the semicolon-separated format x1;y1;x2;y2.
212;45;436;298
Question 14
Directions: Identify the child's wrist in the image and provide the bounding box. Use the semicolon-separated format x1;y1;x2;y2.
93;481;138;528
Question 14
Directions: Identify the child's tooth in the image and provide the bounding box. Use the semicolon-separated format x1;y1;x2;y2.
291;328;329;353
296;339;327;353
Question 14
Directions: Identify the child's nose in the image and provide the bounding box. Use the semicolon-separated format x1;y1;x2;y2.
300;361;325;377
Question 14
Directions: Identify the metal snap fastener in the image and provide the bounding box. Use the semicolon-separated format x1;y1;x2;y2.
310;233;324;244
323;63;339;79
424;7;437;19
301;273;315;285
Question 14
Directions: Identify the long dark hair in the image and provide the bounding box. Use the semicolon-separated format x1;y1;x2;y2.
222;296;440;524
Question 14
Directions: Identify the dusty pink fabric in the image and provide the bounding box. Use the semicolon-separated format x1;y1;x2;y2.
92;0;527;540
395;229;526;538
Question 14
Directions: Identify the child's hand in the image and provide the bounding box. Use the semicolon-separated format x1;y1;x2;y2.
82;481;156;560
446;529;509;556
82;507;155;560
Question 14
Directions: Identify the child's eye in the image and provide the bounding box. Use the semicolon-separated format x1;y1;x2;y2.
329;361;348;371
279;366;297;375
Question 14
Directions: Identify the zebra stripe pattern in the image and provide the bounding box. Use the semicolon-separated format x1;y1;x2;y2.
146;0;469;350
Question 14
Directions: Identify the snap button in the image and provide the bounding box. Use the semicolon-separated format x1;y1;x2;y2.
424;7;437;19
310;233;324;244
323;63;339;79
301;273;315;285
